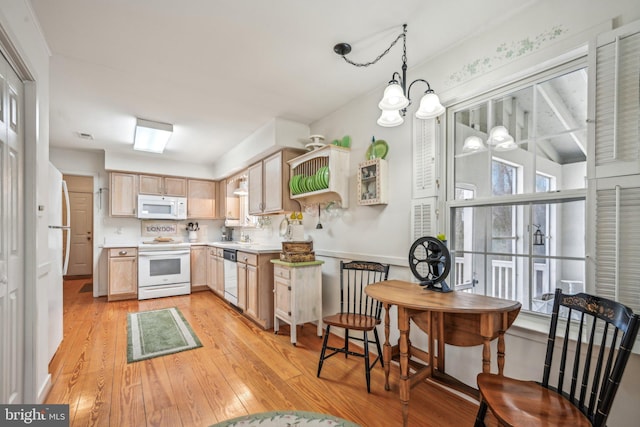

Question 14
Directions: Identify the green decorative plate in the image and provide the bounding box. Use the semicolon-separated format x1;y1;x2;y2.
366;140;388;160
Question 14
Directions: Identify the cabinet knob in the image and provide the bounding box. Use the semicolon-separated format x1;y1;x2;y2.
119;250;128;255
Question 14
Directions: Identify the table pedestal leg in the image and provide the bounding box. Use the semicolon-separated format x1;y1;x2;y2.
398;307;410;427
383;303;391;391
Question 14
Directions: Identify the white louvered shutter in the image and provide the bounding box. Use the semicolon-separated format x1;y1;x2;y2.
413;117;438;199
411;198;437;242
592;176;640;316
589;21;640;178
588;20;640;351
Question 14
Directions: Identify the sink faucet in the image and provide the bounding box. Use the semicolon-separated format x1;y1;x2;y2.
240;231;251;243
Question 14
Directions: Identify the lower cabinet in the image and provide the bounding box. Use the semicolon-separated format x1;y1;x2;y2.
190;246;208;292
272;260;324;345
206;247;224;297
237;250;278;329
108;247;138;301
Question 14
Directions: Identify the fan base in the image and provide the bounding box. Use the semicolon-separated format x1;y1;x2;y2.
419;280;452;293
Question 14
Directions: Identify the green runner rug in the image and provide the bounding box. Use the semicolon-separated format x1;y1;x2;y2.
211;411;361;427
127;307;202;363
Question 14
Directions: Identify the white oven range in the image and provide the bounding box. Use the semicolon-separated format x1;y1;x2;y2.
138;241;191;300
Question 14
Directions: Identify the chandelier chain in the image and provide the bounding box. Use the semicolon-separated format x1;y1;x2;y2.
340;26;407;68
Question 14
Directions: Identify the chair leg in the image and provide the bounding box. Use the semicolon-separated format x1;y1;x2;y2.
373;327;384;368
474;399;488;427
344;329;349;358
317;325;331;378
364;330;371;393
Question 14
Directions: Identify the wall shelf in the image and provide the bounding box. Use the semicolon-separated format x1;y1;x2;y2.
357;158;388;205
288;144;350;208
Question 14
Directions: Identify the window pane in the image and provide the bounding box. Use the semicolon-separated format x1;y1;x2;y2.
454;67;587;195
450;199;585;313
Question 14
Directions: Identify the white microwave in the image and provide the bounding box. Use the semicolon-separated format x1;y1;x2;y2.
137;195;187;220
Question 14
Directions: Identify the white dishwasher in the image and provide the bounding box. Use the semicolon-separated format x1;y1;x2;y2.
223;249;238;307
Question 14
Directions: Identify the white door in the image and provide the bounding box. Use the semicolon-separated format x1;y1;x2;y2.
66;191;93;276
0;51;24;403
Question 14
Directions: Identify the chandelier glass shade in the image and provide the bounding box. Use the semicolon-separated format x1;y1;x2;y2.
415;91;446;119
378;81;410;110
377;108;404;127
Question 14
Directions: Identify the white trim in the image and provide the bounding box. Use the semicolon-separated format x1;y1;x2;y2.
315;249;407;268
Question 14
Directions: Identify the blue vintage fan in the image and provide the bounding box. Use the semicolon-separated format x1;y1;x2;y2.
408;236;452;292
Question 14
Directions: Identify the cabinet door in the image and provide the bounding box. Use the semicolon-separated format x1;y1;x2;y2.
164;177;187;197
139;175;163;195
263;151;283;213
246;264;259;319
248;162;263;215
190;247;207;289
108;256;137;299
110;172;137;217
274;275;291;319
188;179;217;219
206;248;216;292
237;262;247;310
215;256;224;296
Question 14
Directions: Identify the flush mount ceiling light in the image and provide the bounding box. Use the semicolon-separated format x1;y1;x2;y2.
334;24;444;127
133;118;173;153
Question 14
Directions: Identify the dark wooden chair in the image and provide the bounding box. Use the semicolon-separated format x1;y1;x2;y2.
475;288;640;427
317;260;390;392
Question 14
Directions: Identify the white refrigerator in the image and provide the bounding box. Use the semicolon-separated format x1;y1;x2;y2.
47;162;70;361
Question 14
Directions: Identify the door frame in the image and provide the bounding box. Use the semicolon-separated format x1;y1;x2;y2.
0;23;36;402
57;171;99;297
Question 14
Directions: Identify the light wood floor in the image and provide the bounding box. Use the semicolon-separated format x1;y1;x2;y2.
46;278;492;427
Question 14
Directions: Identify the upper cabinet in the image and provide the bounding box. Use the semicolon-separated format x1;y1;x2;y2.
187;179;220;219
139;174;187;197
249;149;304;215
288;145;350;208
110;172;138;217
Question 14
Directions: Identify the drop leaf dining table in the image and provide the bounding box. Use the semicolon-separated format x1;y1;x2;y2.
365;280;521;427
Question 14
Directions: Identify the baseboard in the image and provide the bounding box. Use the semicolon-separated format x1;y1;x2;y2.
37;374;52;403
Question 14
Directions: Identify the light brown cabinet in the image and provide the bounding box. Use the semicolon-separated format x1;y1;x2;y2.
110;172;138;217
187;179;219;219
237;250;278;329
248;149;304;215
139;174;187;197
190;246;208;292
107;247;137;301
206;247;224;297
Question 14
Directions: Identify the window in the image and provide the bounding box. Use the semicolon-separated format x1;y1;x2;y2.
448;62;587;315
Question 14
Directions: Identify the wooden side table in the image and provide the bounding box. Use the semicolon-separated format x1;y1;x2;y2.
271;259;324;345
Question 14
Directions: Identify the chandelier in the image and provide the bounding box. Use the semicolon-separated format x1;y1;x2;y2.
333;24;445;127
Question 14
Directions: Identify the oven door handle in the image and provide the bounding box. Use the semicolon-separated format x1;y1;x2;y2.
139;250;190;257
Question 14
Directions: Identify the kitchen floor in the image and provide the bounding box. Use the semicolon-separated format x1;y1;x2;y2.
46;279;496;426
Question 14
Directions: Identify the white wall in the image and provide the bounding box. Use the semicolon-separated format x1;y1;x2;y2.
308;1;640;425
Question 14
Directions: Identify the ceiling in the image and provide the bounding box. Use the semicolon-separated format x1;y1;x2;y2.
30;0;535;166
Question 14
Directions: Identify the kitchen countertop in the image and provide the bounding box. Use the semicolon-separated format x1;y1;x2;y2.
102;241;282;253
208;241;281;253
